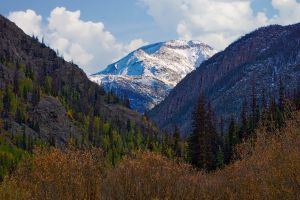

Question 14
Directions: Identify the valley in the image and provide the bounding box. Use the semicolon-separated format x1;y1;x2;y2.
1;2;300;199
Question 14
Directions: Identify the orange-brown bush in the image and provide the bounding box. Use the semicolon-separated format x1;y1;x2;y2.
0;148;106;200
1;113;300;200
215;112;300;200
102;152;205;200
102;112;300;200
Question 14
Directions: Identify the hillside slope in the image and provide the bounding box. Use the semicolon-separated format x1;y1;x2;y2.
0;15;157;146
149;23;300;135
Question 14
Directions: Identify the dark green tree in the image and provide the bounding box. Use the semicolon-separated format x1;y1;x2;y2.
239;100;249;141
225;115;238;164
172;126;181;157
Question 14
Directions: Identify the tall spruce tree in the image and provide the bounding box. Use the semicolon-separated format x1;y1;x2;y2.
188;95;217;170
239;99;249;141
173;126;181;157
188;94;206;168
225;115;238;164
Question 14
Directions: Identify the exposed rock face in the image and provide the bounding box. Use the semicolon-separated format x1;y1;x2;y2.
90;40;216;113
30;96;82;146
149;24;300;135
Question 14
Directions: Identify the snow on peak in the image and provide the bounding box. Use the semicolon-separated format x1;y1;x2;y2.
90;40;217;112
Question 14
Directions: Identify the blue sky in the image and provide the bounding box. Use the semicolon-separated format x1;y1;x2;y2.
0;0;171;43
0;0;279;43
1;0;300;73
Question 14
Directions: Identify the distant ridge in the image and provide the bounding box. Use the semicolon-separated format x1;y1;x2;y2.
149;23;300;135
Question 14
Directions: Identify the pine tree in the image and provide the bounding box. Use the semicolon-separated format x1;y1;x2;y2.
225;115;238;164
188;95;216;170
172;126;181;157
239;100;249;141
261;89;268;126
188;94;206;168
88;115;95;144
206;102;218;168
278;77;285;112
250;80;259;132
215;145;224;169
267;96;277;131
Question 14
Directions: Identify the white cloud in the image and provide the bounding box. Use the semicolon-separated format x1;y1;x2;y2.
140;0;300;50
8;9;43;38
271;0;300;24
8;7;148;74
124;39;149;55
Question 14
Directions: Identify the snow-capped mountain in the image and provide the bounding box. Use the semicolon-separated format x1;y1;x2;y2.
89;40;216;113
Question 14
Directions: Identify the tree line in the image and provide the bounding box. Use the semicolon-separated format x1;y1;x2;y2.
187;78;300;171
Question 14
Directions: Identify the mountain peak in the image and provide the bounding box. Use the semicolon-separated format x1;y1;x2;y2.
90;40;216;112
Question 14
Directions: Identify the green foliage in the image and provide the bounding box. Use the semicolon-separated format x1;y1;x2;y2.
44;76;52;95
3;86;18;116
18;77;33;99
0;137;28;181
215;145;224;169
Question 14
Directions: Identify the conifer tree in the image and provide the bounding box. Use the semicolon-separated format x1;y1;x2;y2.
188;94;206;168
215;145;224;169
206;102;218;165
261;89;268;126
239;100;249;141
225;115;238;164
173;126;181;157
279;77;285;113
188;95;217;170
250;80;259;132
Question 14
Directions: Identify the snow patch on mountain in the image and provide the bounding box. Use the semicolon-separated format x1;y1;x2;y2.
89;40;217;113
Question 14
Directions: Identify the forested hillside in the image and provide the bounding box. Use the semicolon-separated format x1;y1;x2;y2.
0;15;180;179
149;23;300;135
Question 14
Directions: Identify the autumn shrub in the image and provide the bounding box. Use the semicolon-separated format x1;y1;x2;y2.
101;152;226;200
213;112;300;199
0;147;107;200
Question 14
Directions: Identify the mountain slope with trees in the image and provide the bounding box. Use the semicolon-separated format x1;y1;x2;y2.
149;23;300;135
0;15;181;175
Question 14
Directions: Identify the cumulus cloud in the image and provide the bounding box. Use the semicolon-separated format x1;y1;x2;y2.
8;9;43;38
8;7;147;74
140;0;300;50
